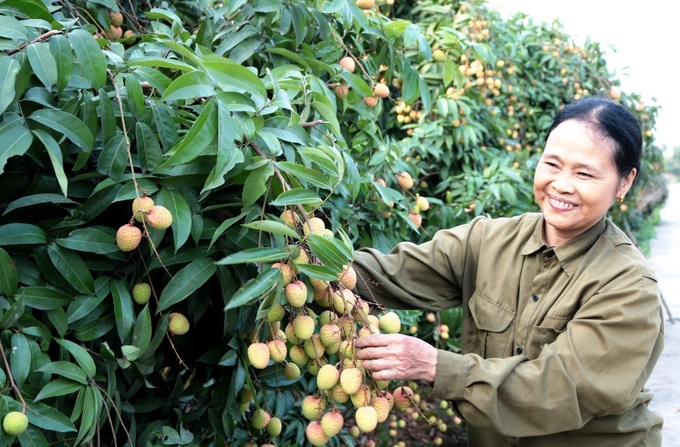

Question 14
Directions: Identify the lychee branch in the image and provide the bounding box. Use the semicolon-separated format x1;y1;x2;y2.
5;30;62;56
0;341;28;412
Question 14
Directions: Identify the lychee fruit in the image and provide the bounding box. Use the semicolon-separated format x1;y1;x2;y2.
338;264;357;290
267;416;282;436
319;323;342;347
146;205;173;230
304;333;325;359
339;56;356;73
340;367;363;395
267;339;287;363
415;195;430;211
285;281;308;308
350;384;371;408
132;196;154;222
284;322;301;345
432;49;446;62
331;382;350;403
272;262;294;286
355;405;378;432
303;217;326;236
396;172;414;190
167;312;190;335
247;342;270;369
266;301;286;324
356;0;375;10
393;386;414;410
292;314;315;341
132;282;151;305
316;364;340;390
283;362;301;380
409;213;423;228
373;83;389;98
2;411;28;436
364;96;379;108
321;410;344;437
109;11;124;27
116;224;142;252
301;395;326;420
280;210;300;228
289;345;309;367
371;396;391;422
334;84;349;99
306;420;329;446
251;408;271;430
379;312;402;334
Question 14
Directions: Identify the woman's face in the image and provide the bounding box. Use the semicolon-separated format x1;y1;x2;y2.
534;119;636;246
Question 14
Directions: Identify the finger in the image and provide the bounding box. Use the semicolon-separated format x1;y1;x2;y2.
353;333;403;348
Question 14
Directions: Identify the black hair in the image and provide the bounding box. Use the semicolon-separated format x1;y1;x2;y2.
546;97;642;183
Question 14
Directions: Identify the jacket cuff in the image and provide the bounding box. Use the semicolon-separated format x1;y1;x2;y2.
431;349;469;400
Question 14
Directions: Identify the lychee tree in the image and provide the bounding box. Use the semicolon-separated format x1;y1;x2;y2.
0;0;666;446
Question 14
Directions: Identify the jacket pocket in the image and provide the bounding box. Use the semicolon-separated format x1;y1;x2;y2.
531;315;570;356
469;291;516;358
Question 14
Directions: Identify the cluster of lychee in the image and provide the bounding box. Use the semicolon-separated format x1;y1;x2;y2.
336;55;391;109
115;196;173;252
376;172;430;229
241;210;417;446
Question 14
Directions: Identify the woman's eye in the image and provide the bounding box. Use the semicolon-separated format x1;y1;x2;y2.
577;172;592;178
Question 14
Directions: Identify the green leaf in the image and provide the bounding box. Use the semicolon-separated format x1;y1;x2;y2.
0;124;32;175
28;109;94;153
73;315;115;341
157;258;217;313
0;247;17;296
157;187;193;252
55;338;96;378
3;193;76;216
36;361;88;385
202;100;242;193
225;268;279;311
97;132;128;180
131;304;152;357
0;56;19;115
403;23;420;47
33;130;68;196
339;71;373;97
201;54;267;100
0;291;24;329
242;162;275;208
215;247;290;265
56;227;118;254
0;0;61;28
241;221;301;240
98;88;116;144
26;401;77;433
26;42;58;90
34;378;82;401
295;263;341;281
310;101;341;139
270;188;323;207
111;279;134;343
136;122;162;172
47;244;95;295
67;29;106;90
49;34;72;93
159;70;215;103
264;47;310;70
276;161;331;189
124;73;145;118
10;332;30;388
306;234;352;272
74;386;96;445
208;211;247;250
158;99;217;168
0;223;46;246
20;286;73;310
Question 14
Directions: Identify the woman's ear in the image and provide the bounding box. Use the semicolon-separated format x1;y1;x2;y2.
618;168;637;198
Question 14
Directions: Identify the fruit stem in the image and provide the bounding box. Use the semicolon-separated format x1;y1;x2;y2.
0;341;28;412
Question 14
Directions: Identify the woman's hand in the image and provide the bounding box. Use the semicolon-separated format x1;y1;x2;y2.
354;334;438;383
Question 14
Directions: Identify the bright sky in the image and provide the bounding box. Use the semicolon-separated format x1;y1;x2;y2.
487;0;679;152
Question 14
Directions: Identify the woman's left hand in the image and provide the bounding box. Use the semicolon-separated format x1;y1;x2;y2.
354;334;438;383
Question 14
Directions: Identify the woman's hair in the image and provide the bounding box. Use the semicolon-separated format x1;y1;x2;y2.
546;97;642;181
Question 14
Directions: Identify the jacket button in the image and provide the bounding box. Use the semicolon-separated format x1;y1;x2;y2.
516;346;523;354
532;294;539;302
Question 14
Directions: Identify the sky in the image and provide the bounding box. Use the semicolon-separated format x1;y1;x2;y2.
487;0;678;152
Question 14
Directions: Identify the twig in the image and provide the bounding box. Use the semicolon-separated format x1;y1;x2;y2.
0;341;28;412
300;120;327;128
6;30;62;55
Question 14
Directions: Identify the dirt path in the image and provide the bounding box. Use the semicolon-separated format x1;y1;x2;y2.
646;181;680;446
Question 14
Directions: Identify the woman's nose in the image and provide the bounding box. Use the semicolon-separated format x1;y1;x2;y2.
550;170;576;193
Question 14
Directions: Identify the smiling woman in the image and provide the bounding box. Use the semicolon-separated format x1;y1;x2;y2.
352;97;665;446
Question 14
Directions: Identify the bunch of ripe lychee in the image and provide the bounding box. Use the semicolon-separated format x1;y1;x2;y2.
241;210;416;445
115;196;173;252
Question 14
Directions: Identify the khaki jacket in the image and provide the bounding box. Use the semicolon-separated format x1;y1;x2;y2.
353;213;664;446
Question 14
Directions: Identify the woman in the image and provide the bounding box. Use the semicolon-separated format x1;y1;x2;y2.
352;97;665;446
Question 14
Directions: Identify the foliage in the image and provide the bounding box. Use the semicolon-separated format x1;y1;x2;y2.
0;0;667;446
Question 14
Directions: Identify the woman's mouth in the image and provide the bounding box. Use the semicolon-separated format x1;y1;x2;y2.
549;197;576;209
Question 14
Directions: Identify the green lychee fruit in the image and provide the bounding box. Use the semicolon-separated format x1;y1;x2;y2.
416;195;430;211
132;196;154;222
303;217;326;236
316;364;340;390
355;406;378;432
379;311;401;334
350;384;371;408
116;224;142;252
266;301;286;324
283;362;301;380
320;410;344;437
167;312;190;335
247;342;270;369
304;334;325;359
306;420;329;446
301;395;326;420
330;382;350;403
432;49;446;62
319;323;342;347
340;367;363;395
272;262;294;286
132;282;151;305
280;210;300;229
146;205;173;230
284;322;300;345
289;345;309;367
267;416;282;437
267;339;287;363
2;411;28;436
292;314;315;341
251;408;271;430
285;281;308;308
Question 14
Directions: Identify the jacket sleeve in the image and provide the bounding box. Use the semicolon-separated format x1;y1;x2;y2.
432;269;664;436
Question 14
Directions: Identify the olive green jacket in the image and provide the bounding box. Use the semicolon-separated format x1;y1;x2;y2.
353;213;664;446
